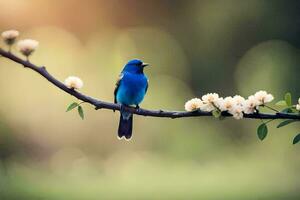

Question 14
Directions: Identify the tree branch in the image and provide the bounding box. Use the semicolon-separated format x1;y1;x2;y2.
0;48;299;120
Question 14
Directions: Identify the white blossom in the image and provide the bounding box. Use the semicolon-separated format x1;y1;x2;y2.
184;98;203;112
184;90;276;118
17;39;39;57
1;30;19;45
199;103;216;112
233;95;245;106
229;104;244;120
200;93;219;112
254;90;274;105
214;97;223;109
296;98;300;111
243;95;259;114
64;76;83;90
218;96;234;112
202;93;219;104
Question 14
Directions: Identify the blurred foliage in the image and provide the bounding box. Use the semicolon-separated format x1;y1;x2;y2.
0;0;300;199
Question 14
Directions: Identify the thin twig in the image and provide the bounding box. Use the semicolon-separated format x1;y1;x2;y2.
263;105;279;112
1;48;300;120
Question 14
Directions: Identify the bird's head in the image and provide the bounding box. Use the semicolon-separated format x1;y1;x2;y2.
123;59;149;74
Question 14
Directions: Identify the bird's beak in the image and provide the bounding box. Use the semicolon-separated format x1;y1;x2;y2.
141;63;149;67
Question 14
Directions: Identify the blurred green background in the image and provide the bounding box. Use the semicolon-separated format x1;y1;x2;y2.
0;0;300;199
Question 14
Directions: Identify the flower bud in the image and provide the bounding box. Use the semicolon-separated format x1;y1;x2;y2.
17;39;39;57
1;30;19;46
64;76;83;90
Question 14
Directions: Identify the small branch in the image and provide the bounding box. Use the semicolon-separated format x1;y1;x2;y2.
263;105;279;113
0;48;300;120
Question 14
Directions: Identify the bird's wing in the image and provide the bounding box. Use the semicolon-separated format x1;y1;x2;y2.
114;73;124;104
145;78;149;94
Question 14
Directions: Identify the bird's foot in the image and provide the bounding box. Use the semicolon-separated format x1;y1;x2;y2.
120;104;126;113
135;105;140;112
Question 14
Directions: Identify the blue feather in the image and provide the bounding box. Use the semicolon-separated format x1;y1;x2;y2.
115;59;149;140
116;71;148;106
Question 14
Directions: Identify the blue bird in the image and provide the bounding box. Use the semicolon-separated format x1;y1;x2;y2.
114;59;149;140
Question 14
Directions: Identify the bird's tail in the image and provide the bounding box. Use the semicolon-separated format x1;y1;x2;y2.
118;111;133;140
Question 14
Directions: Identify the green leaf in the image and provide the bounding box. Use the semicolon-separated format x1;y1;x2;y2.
78;106;84;120
277;119;298;128
281;108;293;113
212;110;221;118
257;123;268;141
66;102;79;112
275;100;287;107
284;92;292;107
292;134;300;145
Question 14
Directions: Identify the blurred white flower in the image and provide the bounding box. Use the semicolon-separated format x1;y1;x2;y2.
254;90;274;105
202;93;219;104
1;30;19;45
230;104;244;120
233;95;245;106
243;95;259;114
184;98;203;111
218;96;234;111
296;98;300;111
200;93;220;112
64;76;83;90
17;39;39;57
199;103;215;112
